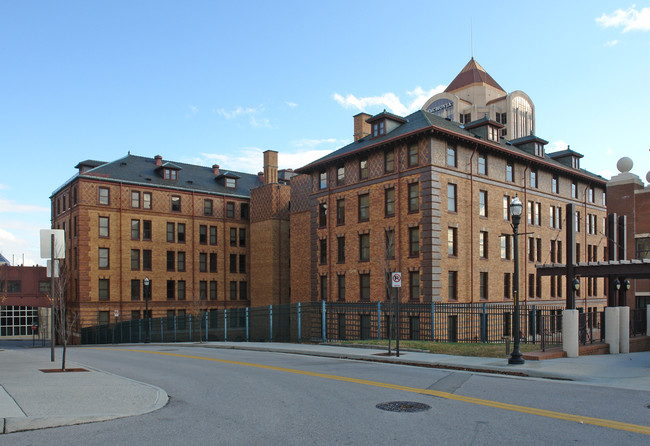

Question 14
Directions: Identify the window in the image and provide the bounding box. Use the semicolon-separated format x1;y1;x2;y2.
199;281;207;300
480;272;488;300
337;275;346;301
385;150;395;173
448;227;457;256
336;199;345;225
448;271;458;300
143;220;152;240
239;228;246;247
99;216;109;237
171;195;181;211
503;195;510;221
177;251;186;271
230;228;237;246
210;253;217;273
336;166;345;185
588;187;594;203
239;282;248;300
241;203;249;220
131;279;140;300
204;199;213;215
552;175;558;194
447;183;457;212
143;192;152;209
319;239;327;264
479;190;487;217
528;237;535;262
410;271;420;301
167;251;175;271
230;282;237;300
98;279;109;300
319;171;327;189
408;183;419;212
385;188;395;216
199;225;207;244
501;235;512;260
359;158;368;180
372;121;385;137
226;178;236;188
359;233;370;261
210;281;218;300
571;182;578;199
359;274;370;300
358;194;369;221
536;238;542;263
320;275;327;301
99;187;109;205
385;229;395;259
230;254;237;273
131;219;140;240
200;253;207;272
528;274;535;298
446;146;456;167
7;280;20;293
167;280;175;300
337;236;346;263
487;126;498;142
479;231;488;258
99;248;109;269
527;201;534;225
131;249;140;270
164;168;177;180
178;223;186;243
602;192;606;206
530;170;538;188
131;191;140;208
478;153;487;175
575;211;581;233
226;202;235;218
143;250;152;270
178;281;186;300
503;273;511;299
408;145;419;167
167;222;175;242
210;226;218;245
318;203;327;227
239;255;246;273
535;203;541;226
506;161;514;182
409;227;419;257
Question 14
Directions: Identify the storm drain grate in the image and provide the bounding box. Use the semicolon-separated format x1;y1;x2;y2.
376;401;431;413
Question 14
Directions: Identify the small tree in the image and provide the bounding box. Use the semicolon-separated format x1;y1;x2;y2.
51;260;79;371
382;229;397;355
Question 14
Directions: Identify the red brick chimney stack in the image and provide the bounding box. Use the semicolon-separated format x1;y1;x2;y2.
212;164;220;175
263;150;278;184
353;113;372;141
155;155;163;166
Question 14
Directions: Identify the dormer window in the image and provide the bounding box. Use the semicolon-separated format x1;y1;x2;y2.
164;168;177;180
487;126;498;142
372;121;385;137
572;157;580;169
534;143;544;157
226;178;236;188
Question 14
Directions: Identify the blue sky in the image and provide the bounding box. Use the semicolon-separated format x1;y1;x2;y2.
1;1;649;266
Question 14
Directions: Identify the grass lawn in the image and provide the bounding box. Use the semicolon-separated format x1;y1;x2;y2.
335;340;558;358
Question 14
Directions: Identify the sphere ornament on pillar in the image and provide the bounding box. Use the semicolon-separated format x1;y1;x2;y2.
616;157;633;173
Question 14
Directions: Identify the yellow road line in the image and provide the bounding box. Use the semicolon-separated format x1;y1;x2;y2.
91;347;650;436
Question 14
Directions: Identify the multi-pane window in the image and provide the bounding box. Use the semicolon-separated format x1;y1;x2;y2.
318;203;327;227
337;166;345;185
358;194;369;221
571;182;577;199
479;272;488;300
131;191;140;208
210;253;217;273
503;195;510;221
239;281;248;300
131;279;140;300
527;201;534;225
320;239;327;264
143;192;152;209
241;203;249;220
536;238;542;263
588;187;594;203
530;169;538;188
408;183;419;212
164;168;177;180
239;255;246;273
337;236;345;263
230;281;237;300
167;251;175;271
385;229;395;259
409;227;420;257
319;171;327;189
98;248;109;268
479;190;487;217
477;153;487;175
229;254;237;273
204;199;213;215
98;279;109;300
210;226;218;245
552;175;559;194
501;235;512;260
385;150;395;173
503;273;511;299
177;223;186;243
167;280;175;300
210;281;218;300
447;183;457;212
171;195;181;211
528;237;535;262
131;219;140;240
200;253;207;272
230;228;237;246
99;216;109;237
409;271;420;301
177;251;186;271
535;203;541;226
446;146;456;167
336;199;345;225
337;275;346;301
448;227;457;256
178;281;186;300
385;188;395;216
448;271;458;300
167;222;175;242
226;202;235;218
199;281;207;300
359;158;368;180
143;250;152;270
199;225;207;244
99;187;109;205
479;231;488;258
408;145;419;167
506;161;514;182
239;228;246;247
359;233;370;261
320;275;327;301
359;274;370;300
143;220;152;240
131;249;140;270
226;178;236;188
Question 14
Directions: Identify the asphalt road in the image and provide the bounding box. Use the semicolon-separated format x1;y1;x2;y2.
4;344;650;445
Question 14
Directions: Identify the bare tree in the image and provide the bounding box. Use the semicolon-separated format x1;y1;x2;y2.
51;260;79;371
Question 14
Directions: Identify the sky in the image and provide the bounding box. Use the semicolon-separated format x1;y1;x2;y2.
1;1;649;266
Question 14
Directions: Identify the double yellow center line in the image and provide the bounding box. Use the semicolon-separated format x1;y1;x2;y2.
97;348;650;436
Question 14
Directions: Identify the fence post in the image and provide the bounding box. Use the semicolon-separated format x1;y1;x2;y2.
174;315;177;343
431;302;435;341
481;303;487;343
322;300;327;342
297;303;301;343
160;318;163;343
532;305;536;344
246;307;250;342
224;309;228;342
377;301;381;340
148;318;152;343
269;305;273;342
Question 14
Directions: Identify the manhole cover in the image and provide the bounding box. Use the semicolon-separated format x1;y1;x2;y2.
376;401;431;413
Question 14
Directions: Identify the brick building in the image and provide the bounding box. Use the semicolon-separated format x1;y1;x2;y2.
289;60;608;307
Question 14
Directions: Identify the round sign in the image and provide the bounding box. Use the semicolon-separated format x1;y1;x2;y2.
114;310;120;318
391;272;402;287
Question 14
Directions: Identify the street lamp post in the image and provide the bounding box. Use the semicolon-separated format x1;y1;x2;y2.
508;196;524;365
144;277;151;343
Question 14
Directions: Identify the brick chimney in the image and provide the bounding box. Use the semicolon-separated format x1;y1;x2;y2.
155;155;163;166
258;171;265;183
353;113;372;141
212;164;220;175
263;150;278;184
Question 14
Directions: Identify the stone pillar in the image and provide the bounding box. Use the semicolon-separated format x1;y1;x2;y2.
619;306;630;354
562;309;579;358
605;307;620;354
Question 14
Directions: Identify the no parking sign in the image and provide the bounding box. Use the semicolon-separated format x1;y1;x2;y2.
391;272;402;288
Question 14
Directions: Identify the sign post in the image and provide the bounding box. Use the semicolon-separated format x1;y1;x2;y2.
391;272;402;357
41;229;65;362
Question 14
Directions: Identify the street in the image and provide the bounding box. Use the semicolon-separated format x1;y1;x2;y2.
3;344;649;445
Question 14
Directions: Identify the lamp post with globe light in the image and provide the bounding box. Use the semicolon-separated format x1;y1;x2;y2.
508;196;525;365
144;277;151;343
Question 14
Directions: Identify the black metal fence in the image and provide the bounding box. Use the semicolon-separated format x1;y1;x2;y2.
630;308;647;337
81;302;574;345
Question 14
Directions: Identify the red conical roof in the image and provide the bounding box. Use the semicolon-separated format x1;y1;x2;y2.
445;58;505;93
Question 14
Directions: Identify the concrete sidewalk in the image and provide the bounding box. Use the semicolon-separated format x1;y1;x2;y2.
1;341;648;435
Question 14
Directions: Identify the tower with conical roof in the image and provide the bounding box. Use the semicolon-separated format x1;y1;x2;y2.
422;58;535;140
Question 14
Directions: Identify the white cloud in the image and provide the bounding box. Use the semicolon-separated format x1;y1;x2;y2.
280;149;336;170
216;105;271;128
599;169;615;180
546;140;569;153
291;138;347;150
333;84;447;116
285;101;298;108
597;6;650;32
606;147;613;155
250;116;271;128
185;105;198;118
0;197;49;214
0;225;43;266
0;183;9;190
605;39;620;47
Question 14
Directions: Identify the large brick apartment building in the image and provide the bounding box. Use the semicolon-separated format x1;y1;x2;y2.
51;59;609;328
